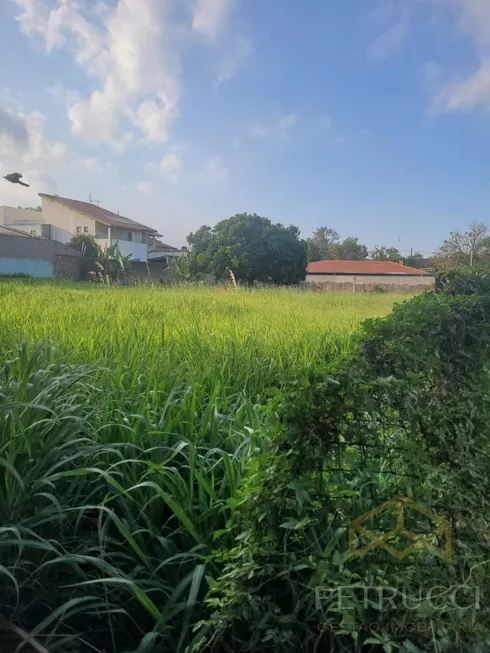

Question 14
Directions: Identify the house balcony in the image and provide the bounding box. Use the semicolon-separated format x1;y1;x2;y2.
111;239;149;261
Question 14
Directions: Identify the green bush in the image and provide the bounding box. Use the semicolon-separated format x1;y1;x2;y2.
200;279;490;652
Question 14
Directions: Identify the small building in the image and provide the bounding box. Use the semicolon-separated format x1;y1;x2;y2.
305;260;435;292
148;239;183;262
0;194;163;262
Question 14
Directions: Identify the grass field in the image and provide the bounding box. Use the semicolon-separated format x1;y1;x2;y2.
0;282;402;391
0;282;409;652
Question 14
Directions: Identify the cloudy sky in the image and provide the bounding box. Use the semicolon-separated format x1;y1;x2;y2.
1;0;490;252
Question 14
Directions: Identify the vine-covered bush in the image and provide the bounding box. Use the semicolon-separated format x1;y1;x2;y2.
198;270;490;653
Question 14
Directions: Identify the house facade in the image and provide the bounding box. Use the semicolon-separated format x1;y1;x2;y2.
306;260;435;292
0;194;161;262
38;194;159;261
148;239;183;262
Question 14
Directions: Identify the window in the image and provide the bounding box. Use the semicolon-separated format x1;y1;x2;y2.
76;226;81;233
30;230;36;235
127;231;133;242
84;226;89;233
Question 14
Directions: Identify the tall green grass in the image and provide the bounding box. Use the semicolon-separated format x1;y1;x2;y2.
0;282;405;652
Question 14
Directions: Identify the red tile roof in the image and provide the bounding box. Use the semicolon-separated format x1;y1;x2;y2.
150;239;179;252
39;193;158;233
307;260;431;275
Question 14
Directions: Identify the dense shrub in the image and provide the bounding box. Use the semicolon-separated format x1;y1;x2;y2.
200;272;490;652
2;273;490;652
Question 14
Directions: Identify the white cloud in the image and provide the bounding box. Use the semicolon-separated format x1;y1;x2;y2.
277;113;298;131
427;0;490;114
215;36;252;83
13;0;238;148
129;96;178;143
248;123;268;138
48;83;81;107
249;112;298;139
201;156;228;183
368;10;410;61
0;107;68;206
160;153;184;182
138;181;154;196
193;0;232;41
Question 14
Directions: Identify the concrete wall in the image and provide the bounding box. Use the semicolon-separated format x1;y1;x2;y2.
305;273;435;293
115;240;148;261
130;261;182;282
0;206;42;226
0;234;82;279
41;196;95;244
55;254;83;279
0;233;54;277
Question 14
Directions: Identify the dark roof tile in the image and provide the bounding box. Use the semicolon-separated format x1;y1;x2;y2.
39;193;158;232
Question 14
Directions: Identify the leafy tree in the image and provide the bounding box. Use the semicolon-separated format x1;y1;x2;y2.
329;236;368;260
306;227;339;262
185;213;307;285
370;245;401;261
68;234;100;258
95;243;132;283
405;251;425;268
434;221;490;270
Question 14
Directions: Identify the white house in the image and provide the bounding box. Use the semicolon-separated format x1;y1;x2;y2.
0;194;161;262
148;239;184;261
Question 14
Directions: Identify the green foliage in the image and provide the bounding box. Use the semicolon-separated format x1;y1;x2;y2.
330;236;368;260
95;242;132;283
0;285;398;652
307;227;340;262
186;213;307;285
68;233;101;258
200;278;490;652
307;228;369;262
433;221;490;271
436;266;490;296
370;245;401;261
4;280;490;652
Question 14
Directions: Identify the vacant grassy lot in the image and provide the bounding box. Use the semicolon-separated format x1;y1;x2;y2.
0;282;402;391
0;282;408;652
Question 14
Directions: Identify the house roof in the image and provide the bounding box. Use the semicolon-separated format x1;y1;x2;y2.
0;224;35;237
39;193;158;233
307;260;432;276
150;239;179;252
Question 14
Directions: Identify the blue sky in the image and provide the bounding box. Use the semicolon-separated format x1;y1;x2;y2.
1;0;490;254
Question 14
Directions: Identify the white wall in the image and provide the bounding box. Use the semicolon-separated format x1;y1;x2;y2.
0;206;43;226
41;197;95;244
9;223;47;238
306;273;434;287
114;240;148;261
148;250;183;260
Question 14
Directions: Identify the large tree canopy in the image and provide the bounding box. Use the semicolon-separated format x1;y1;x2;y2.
433;221;490;270
329;236;368;261
306;227;340;262
185;213;307;285
370;245;401;262
306;227;368;262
